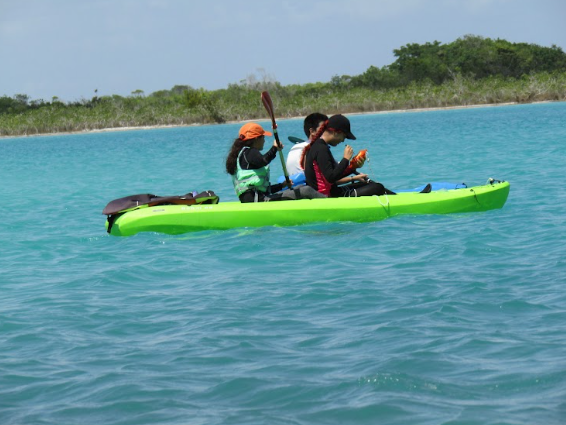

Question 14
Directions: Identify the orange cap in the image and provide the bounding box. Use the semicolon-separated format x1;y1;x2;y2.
238;123;272;141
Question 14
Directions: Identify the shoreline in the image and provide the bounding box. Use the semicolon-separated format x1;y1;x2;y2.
0;100;555;139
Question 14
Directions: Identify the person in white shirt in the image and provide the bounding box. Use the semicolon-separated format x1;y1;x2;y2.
286;112;328;175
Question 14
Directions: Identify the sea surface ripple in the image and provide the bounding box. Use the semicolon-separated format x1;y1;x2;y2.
1;102;566;424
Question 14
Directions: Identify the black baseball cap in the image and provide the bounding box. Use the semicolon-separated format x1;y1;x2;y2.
327;114;356;140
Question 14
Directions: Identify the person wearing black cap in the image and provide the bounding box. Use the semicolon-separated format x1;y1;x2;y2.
300;114;396;197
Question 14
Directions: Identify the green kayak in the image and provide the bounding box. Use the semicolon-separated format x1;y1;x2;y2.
105;180;510;236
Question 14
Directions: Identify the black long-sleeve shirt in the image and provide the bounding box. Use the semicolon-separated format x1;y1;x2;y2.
238;146;285;194
304;139;350;195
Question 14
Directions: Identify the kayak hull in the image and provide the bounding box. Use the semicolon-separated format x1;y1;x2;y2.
108;181;510;236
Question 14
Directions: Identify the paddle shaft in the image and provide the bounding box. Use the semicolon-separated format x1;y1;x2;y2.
272;128;291;183
261;91;292;189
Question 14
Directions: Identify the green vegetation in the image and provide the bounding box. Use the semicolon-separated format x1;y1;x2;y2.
2;35;566;137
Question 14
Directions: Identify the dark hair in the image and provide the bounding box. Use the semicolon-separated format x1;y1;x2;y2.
303;112;328;138
300;119;329;170
225;137;255;175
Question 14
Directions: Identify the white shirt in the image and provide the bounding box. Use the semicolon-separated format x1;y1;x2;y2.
286;141;309;175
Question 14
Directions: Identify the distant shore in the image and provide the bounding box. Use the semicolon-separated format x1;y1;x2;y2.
1;101;548;140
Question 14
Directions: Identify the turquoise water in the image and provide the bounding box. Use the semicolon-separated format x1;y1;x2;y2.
1;102;566;425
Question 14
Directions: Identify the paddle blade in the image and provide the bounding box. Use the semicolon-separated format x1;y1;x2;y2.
260;91;291;186
261;91;277;128
288;136;304;144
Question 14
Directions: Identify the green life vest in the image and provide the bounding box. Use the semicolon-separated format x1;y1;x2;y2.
232;147;271;197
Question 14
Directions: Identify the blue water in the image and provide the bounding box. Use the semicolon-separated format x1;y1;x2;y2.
1;102;566;425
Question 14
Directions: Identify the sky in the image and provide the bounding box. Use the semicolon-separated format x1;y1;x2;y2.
1;0;565;102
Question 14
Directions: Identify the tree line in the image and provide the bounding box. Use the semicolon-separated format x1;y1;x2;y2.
339;34;566;89
1;35;565;136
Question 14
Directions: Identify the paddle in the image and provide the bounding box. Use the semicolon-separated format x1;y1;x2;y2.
288;136;304;144
261;91;292;189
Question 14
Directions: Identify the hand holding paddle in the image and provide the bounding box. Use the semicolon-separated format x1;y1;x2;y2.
261;91;292;189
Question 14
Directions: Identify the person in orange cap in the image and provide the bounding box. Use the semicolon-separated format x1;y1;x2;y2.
226;122;326;202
